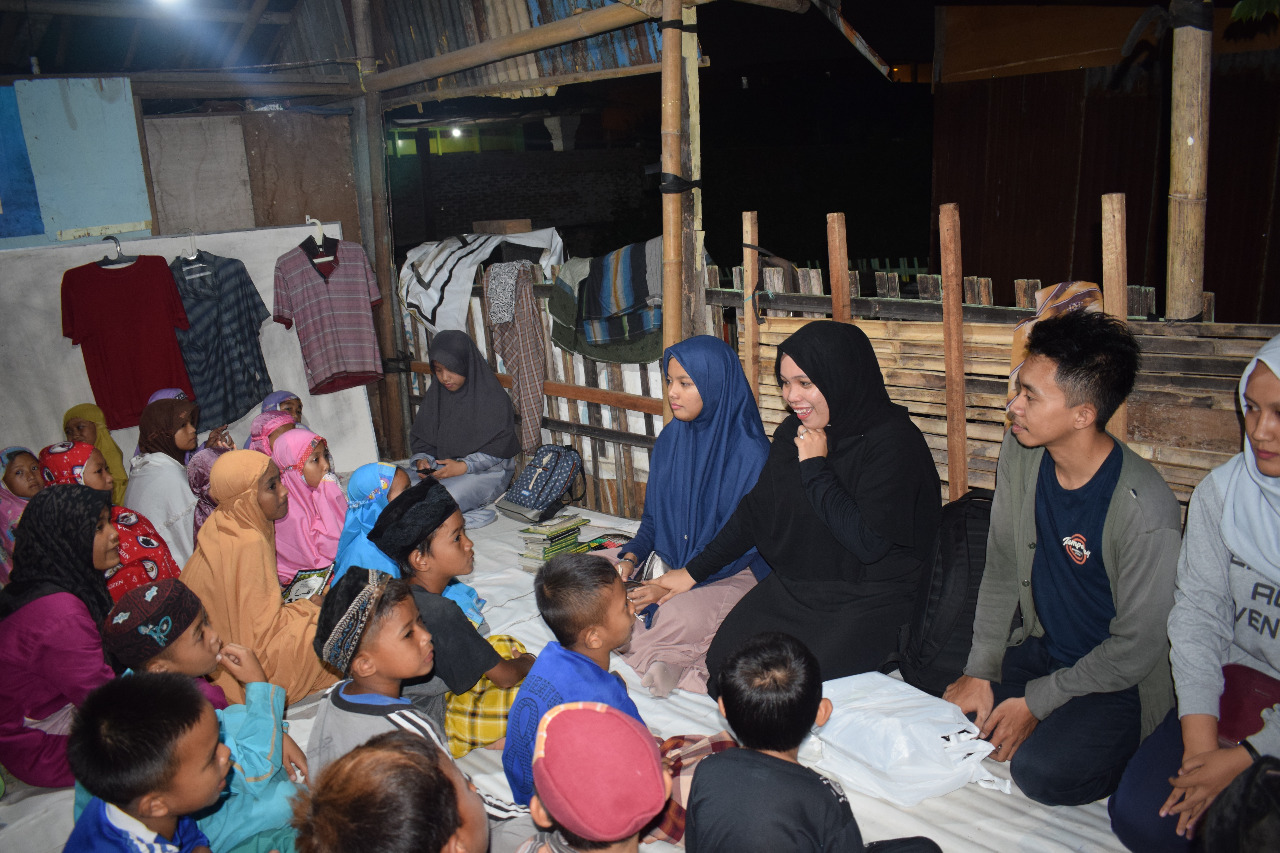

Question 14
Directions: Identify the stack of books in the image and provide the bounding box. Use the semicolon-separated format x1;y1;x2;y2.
517;515;590;573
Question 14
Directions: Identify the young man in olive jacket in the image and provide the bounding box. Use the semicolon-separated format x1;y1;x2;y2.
944;309;1181;807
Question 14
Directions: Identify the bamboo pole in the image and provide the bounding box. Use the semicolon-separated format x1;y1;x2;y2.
743;212;761;404
660;0;683;423
1102;192;1130;440
939;203;969;501
1166;3;1213;321
680;2;705;342
827;212;852;323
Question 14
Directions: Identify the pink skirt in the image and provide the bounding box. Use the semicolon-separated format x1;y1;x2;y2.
620;568;757;695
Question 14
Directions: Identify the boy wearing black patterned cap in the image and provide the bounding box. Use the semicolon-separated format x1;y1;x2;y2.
305;567;535;853
85;580;303;853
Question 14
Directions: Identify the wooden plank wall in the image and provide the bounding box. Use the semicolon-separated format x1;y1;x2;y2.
746;310;1272;512
398;245;1277;523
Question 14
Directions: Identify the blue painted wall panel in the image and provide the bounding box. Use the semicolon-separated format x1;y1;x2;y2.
10;78;151;247
0;88;43;238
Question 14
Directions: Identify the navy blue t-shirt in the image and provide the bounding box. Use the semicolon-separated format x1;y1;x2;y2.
1032;441;1123;667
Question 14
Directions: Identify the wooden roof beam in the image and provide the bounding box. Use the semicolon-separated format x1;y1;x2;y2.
0;1;292;26
223;0;272;66
732;0;809;12
0;70;356;99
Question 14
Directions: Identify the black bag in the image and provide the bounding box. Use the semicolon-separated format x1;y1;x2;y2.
495;445;586;524
889;488;994;697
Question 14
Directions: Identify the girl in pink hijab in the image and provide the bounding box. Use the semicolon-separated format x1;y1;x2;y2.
242;411;296;455
270;428;346;586
1;447;43;586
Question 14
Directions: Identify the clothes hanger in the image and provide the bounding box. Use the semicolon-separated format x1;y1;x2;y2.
306;216;334;263
97;235;138;267
181;231;212;279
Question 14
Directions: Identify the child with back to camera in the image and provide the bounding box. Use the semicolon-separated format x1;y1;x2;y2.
517;701;670;853
685;632;941;853
293;729;489;853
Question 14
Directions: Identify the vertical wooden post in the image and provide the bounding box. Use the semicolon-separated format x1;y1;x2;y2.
1102;192;1130;440
132;96;159;235
679;2;704;342
1166;2;1213;321
660;0;684;425
939;203;968;501
352;0;407;456
743;211;760;404
826;212;851;323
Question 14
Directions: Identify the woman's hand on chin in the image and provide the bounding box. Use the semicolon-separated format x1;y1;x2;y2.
652;568;696;604
794;426;828;461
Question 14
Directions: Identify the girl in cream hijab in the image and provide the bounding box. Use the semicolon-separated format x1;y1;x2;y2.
180;449;338;704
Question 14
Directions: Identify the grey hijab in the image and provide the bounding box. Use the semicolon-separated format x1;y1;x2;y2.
409;330;520;460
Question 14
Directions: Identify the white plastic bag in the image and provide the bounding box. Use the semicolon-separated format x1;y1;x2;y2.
809;672;1012;807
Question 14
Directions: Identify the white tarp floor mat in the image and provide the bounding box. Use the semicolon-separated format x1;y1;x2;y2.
0;508;1127;853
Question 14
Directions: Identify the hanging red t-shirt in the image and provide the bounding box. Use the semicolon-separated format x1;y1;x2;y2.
61;256;196;429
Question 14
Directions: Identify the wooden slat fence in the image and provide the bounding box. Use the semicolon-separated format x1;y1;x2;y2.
397;206;1275;522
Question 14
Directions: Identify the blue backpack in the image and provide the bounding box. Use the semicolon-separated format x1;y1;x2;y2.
495;445;586;524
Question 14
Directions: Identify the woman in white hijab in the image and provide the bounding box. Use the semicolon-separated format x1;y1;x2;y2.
1110;333;1280;852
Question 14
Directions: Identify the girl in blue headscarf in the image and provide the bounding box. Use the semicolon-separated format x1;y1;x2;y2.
619;335;773;697
332;462;486;626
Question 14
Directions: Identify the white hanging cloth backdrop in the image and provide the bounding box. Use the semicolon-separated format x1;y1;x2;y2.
0;223;378;470
399;227;565;334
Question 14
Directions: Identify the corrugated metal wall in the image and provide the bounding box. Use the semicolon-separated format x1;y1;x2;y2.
374;0;660;95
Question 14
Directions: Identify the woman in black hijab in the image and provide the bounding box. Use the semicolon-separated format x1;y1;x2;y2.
409;330;520;526
648;321;941;691
0;485;119;786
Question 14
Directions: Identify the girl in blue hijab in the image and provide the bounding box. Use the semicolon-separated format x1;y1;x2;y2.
332;462;486;626
618;335;772;697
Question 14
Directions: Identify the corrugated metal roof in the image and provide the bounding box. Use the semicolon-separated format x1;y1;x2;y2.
274;0;357;80
375;0;660;98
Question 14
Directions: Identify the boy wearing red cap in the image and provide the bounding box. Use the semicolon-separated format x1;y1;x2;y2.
519;702;670;853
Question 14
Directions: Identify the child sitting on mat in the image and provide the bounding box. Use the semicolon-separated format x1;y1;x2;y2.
64;674;229;853
87;579;304;853
305;568;533;853
293;730;490;853
517;702;669;853
685;632;941;853
368;477;534;755
270;428;345;591
503;553;643;807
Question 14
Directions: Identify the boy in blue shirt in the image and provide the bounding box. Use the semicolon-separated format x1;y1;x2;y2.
65;673;228;853
503;553;642;805
90;579;302;853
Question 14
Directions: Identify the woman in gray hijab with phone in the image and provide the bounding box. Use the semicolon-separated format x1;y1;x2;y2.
409;330;520;528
